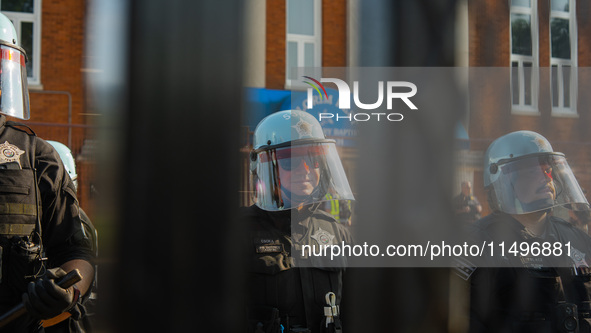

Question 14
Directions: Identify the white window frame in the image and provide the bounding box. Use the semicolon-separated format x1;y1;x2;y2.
285;0;321;90
550;0;577;117
510;1;539;115
1;0;42;87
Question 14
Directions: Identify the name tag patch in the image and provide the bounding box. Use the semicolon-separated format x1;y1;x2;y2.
256;244;283;254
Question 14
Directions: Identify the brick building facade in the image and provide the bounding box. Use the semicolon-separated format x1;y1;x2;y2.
463;0;591;217
264;0;347;90
242;0;350;206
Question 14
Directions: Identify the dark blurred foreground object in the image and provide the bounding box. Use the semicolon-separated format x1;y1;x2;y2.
90;0;245;332
345;0;460;332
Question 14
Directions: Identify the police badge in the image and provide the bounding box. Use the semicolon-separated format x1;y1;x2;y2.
311;228;335;246
569;245;589;268
0;141;24;169
292;119;313;139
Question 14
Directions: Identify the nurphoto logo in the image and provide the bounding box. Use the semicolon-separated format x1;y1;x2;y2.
303;76;418;122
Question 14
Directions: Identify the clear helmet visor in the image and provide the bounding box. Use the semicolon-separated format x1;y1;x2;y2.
490;154;589;214
251;141;354;211
0;44;29;120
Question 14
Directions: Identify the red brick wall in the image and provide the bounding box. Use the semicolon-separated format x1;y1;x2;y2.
6;0;92;211
31;0;86;127
469;1;510;66
266;0;347;89
322;0;347;67
266;0;285;89
468;0;591;214
578;1;591;67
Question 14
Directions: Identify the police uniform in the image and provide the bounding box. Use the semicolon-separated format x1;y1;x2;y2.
0;116;94;332
244;204;352;333
453;193;482;224
467;212;591;333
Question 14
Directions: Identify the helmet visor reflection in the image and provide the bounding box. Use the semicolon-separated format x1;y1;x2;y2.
491;155;589;214
0;44;29;120
260;145;326;171
252;142;354;211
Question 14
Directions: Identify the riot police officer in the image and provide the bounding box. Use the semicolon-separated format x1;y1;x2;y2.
467;131;591;332
0;14;94;332
244;110;355;333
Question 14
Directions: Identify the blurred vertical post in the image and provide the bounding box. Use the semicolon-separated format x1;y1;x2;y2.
345;0;461;332
88;0;245;332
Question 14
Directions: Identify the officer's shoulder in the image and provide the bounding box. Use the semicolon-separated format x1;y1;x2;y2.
467;213;509;241
3;126;58;155
240;205;272;226
550;215;574;226
5;120;36;136
32;137;64;162
2;123;55;160
471;213;500;231
313;208;340;223
314;208;336;220
239;205;262;219
311;209;351;234
550;215;589;235
548;215;591;250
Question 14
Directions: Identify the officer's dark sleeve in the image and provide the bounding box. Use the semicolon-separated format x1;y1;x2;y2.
335;222;354;245
34;138;94;267
469;268;500;332
464;222;501;333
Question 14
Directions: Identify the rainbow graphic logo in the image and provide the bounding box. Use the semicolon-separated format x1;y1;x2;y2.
302;76;328;103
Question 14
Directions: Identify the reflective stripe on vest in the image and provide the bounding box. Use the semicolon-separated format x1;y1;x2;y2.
330;200;339;219
0;203;39;235
325;193;340;220
0;203;37;216
0;223;35;235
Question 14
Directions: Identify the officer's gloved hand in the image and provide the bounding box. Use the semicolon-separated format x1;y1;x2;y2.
22;267;76;320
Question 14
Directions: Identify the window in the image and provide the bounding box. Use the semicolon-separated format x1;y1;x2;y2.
1;0;41;86
550;0;577;116
286;0;321;88
510;0;539;113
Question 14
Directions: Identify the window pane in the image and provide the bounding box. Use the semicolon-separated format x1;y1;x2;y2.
512;62;520;105
551;18;571;59
1;0;34;13
287;41;298;80
304;43;314;67
511;14;532;56
21;21;32;77
551;65;559;107
511;0;531;8
551;0;569;12
563;65;571;108
524;62;532;106
287;0;314;36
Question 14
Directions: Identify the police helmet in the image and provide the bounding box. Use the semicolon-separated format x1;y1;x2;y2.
0;13;29;120
250;110;354;211
47;140;78;191
484;130;589;214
